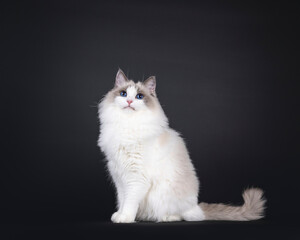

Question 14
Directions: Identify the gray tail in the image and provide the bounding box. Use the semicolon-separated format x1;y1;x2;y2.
200;188;266;221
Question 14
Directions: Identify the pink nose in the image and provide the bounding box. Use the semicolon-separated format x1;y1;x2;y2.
127;100;133;105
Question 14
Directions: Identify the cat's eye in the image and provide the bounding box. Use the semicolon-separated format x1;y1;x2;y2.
120;91;127;97
136;93;144;100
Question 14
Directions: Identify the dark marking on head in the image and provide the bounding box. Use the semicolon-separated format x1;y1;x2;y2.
103;71;160;111
135;82;156;108
143;76;156;96
112;81;134;96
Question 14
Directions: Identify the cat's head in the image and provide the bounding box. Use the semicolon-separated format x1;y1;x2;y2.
104;69;158;113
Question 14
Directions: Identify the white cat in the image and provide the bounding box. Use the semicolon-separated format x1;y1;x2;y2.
98;69;266;223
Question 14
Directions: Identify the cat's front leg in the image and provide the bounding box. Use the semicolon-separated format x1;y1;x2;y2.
110;182;125;222
112;178;150;223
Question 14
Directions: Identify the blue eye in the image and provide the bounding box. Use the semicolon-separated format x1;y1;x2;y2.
136;93;144;100
120;91;127;97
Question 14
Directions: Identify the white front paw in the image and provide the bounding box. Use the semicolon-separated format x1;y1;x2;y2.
111;212;119;222
111;211;135;223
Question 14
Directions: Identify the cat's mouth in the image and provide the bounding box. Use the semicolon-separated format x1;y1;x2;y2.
124;106;135;111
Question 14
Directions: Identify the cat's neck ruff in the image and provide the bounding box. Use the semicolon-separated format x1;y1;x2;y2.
99;103;168;143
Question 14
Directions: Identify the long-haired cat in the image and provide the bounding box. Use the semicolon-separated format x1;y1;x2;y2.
98;69;266;223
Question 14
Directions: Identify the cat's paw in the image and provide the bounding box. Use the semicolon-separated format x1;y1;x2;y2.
111;212;135;223
111;212;119;222
161;215;182;222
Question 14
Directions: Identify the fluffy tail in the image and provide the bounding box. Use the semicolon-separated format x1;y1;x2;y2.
200;188;266;221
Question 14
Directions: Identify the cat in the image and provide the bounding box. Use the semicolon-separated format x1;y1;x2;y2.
97;69;266;223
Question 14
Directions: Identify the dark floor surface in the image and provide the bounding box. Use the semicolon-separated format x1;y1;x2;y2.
1;216;299;240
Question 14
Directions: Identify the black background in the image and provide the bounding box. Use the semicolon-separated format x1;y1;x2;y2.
1;0;299;239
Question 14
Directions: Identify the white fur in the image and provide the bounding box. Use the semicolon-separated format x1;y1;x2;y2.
98;77;204;223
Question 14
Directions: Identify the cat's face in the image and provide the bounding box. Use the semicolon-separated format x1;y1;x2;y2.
105;69;157;112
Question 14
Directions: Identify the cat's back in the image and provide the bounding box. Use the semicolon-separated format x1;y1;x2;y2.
143;127;190;167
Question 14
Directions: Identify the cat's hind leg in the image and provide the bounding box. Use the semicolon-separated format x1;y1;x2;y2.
182;205;205;221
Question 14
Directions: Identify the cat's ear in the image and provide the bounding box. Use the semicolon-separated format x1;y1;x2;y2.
144;76;156;96
115;69;128;87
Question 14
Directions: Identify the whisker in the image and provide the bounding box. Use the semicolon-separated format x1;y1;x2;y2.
90;101;100;108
